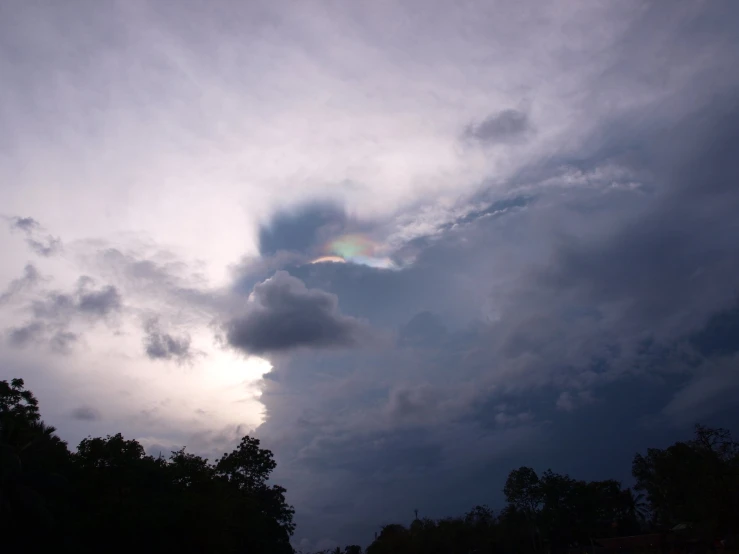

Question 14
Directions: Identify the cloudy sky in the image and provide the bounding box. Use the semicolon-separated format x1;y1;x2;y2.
2;0;739;549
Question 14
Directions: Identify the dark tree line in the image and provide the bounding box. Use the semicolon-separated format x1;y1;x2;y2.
322;425;739;554
3;378;737;554
0;378;294;553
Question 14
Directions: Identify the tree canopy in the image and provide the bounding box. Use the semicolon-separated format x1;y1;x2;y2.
0;378;294;553
356;425;739;554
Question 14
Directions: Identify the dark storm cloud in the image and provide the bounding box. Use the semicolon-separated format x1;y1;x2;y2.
143;318;193;363
539;100;739;344
386;384;441;420
226;271;369;354
398;311;447;347
70;406;101;421
258;202;348;256
296;427;445;475
0;264;41;303
254;85;739;547
464;109;532;144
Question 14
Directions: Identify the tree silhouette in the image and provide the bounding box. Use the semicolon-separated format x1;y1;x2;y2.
632;424;739;538
4;377;736;554
0;378;295;553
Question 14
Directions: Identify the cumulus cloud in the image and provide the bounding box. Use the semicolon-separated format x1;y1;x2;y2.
143;318;193;363
226;271;369;354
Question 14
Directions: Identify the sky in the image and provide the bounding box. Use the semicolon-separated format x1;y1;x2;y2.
1;0;739;550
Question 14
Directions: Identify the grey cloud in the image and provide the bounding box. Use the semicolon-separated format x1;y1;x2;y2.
7;321;45;348
50;331;78;354
26;235;62;257
6;278;124;353
555;391;594;412
295;428;444;475
70;406;101;421
143;318;193;363
691;304;739;357
538;102;739;346
9;216;40;232
93;247;222;318
0;264;41;303
32;293;75;320
227;271;369;354
661;355;739;424
398;311;447;347
494;411;534;426
556;391;575;412
6;216;62;256
6;321;76;354
78;285;121;316
464;109;531;144
33;278;122;322
386;384;440;420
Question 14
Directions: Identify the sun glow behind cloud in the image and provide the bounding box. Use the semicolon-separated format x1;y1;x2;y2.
198;348;271;425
